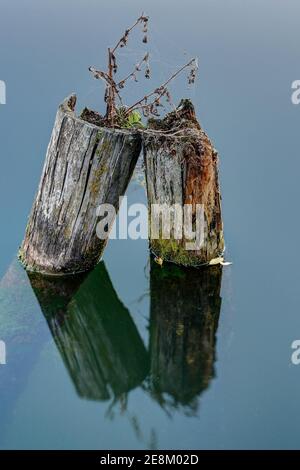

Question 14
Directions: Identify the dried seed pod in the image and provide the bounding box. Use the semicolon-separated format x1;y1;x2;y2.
142;35;148;43
118;80;125;89
143;106;150;117
154;86;164;95
145;67;151;79
187;61;198;84
120;32;129;48
149;103;155;114
104;87;109;103
111;53;118;74
165;89;172;103
89;67;105;81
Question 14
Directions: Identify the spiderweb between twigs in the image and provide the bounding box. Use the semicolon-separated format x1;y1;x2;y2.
82;19;198;187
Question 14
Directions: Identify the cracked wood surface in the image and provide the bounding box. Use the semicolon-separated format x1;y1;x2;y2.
20;95;141;275
143;122;225;266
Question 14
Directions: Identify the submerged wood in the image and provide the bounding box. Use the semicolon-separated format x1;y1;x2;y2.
143;100;224;267
20;95;142;275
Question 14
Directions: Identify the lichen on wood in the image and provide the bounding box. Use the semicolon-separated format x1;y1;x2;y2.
143;99;225;267
19;94;142;275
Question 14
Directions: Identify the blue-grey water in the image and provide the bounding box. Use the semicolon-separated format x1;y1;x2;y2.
0;0;300;449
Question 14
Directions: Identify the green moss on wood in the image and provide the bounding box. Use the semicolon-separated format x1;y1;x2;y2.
90;163;108;196
150;238;207;267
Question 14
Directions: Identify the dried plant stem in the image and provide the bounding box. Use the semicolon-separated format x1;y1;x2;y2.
89;14;197;125
88;67;123;108
117;54;149;88
125;59;196;116
111;14;146;54
107;47;116;125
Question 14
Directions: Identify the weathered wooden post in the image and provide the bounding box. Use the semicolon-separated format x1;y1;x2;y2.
19;94;141;275
143;99;225;267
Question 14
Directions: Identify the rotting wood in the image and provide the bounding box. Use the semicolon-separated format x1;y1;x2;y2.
19;94;142;275
143;99;225;267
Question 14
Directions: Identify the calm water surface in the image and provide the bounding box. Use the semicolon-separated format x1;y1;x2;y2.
0;0;300;449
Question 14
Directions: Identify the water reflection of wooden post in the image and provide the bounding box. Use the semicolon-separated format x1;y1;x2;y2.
28;262;149;401
149;261;222;411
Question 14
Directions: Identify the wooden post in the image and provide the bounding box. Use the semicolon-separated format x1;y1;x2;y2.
19;94;141;275
149;260;222;409
143;100;225;267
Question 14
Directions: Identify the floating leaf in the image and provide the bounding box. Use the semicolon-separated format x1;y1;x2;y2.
209;257;232;266
154;257;163;266
209;257;224;265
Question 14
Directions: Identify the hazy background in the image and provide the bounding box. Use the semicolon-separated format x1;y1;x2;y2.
0;0;300;449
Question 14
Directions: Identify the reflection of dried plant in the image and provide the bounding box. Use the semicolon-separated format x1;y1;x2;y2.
89;13;198;127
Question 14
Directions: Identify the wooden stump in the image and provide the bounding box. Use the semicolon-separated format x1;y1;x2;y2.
19;94;142;275
149;260;222;409
143;100;224;267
